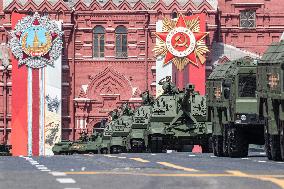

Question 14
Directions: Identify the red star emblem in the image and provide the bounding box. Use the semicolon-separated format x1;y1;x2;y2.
155;14;209;67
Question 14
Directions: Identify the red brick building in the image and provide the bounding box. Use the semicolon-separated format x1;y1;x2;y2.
0;0;283;143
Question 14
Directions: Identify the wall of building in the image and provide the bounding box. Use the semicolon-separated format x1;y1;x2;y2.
0;0;222;143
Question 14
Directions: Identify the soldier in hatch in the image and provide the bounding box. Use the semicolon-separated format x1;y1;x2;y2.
158;76;179;95
141;90;154;105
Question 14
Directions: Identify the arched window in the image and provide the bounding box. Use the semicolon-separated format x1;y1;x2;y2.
115;26;127;58
171;12;178;19
93;26;105;58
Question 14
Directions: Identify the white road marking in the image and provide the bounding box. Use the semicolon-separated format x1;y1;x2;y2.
35;165;45;167
241;158;249;160
259;152;266;155
41;169;51;172
56;178;76;184
188;155;196;157
258;161;267;163
151;154;156;156
276;162;284;164
210;156;216;158
37;167;48;170
81;167;86;171
118;157;127;159
50;172;67;176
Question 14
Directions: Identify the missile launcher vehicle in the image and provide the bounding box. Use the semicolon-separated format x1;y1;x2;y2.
207;57;264;158
257;41;284;161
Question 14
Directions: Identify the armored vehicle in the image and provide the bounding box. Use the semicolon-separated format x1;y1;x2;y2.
127;90;154;152
146;77;212;153
0;144;12;156
52;140;73;155
109;103;133;154
257;41;284;161
99;110;119;154
207;57;264;158
69;131;101;154
166;84;212;152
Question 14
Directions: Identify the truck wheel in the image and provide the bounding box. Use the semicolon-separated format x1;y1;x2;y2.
280;126;284;161
264;124;272;160
212;135;224;157
269;135;282;161
228;127;248;158
223;126;229;157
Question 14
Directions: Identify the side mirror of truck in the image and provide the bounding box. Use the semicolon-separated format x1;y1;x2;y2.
224;88;230;99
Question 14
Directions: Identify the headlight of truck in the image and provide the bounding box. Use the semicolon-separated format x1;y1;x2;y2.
241;115;247;121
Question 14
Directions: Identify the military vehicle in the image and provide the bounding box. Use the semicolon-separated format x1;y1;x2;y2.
52;140;73;155
257;41;284;161
0;144;12;156
146;76;212;153
69;131;102;154
207;57;264;158
126;90;154;152
166;84;212;152
99;110;119;154
109;103;134;154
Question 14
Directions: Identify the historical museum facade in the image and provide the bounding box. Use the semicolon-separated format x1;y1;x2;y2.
0;0;283;145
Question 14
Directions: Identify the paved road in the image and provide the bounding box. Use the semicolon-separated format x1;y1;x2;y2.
1;152;284;189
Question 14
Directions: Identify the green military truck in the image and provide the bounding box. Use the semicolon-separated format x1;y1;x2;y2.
257;41;284;161
207;57;264;158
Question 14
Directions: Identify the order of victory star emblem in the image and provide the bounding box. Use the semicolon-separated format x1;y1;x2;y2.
153;14;209;71
9;12;63;69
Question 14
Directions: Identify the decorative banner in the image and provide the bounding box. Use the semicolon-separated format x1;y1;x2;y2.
153;14;209;71
9;12;63;69
155;14;208;95
9;12;62;156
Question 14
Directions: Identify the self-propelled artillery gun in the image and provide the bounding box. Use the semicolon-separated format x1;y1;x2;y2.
146;76;212;153
126;90;154;152
109;103;134;154
207;57;264;158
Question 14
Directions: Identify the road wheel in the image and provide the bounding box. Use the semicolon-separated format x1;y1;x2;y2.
212;135;223;157
101;148;108;154
228;127;248;158
223;126;229;157
269;134;282;161
149;135;163;153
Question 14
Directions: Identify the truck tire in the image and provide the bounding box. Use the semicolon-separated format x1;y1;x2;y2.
280;126;284;161
264;123;272;160
228;127;248;158
223;126;229;157
269;135;282;161
212;135;224;157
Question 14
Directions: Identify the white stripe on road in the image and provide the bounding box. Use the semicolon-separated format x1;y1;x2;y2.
50;172;67;176
37;167;48;170
56;178;76;184
188;155;196;157
241;158;249;160
258;161;267;163
118;157;127;159
41;169;51;172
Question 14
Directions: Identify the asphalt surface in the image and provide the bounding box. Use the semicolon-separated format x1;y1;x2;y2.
1;152;284;189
